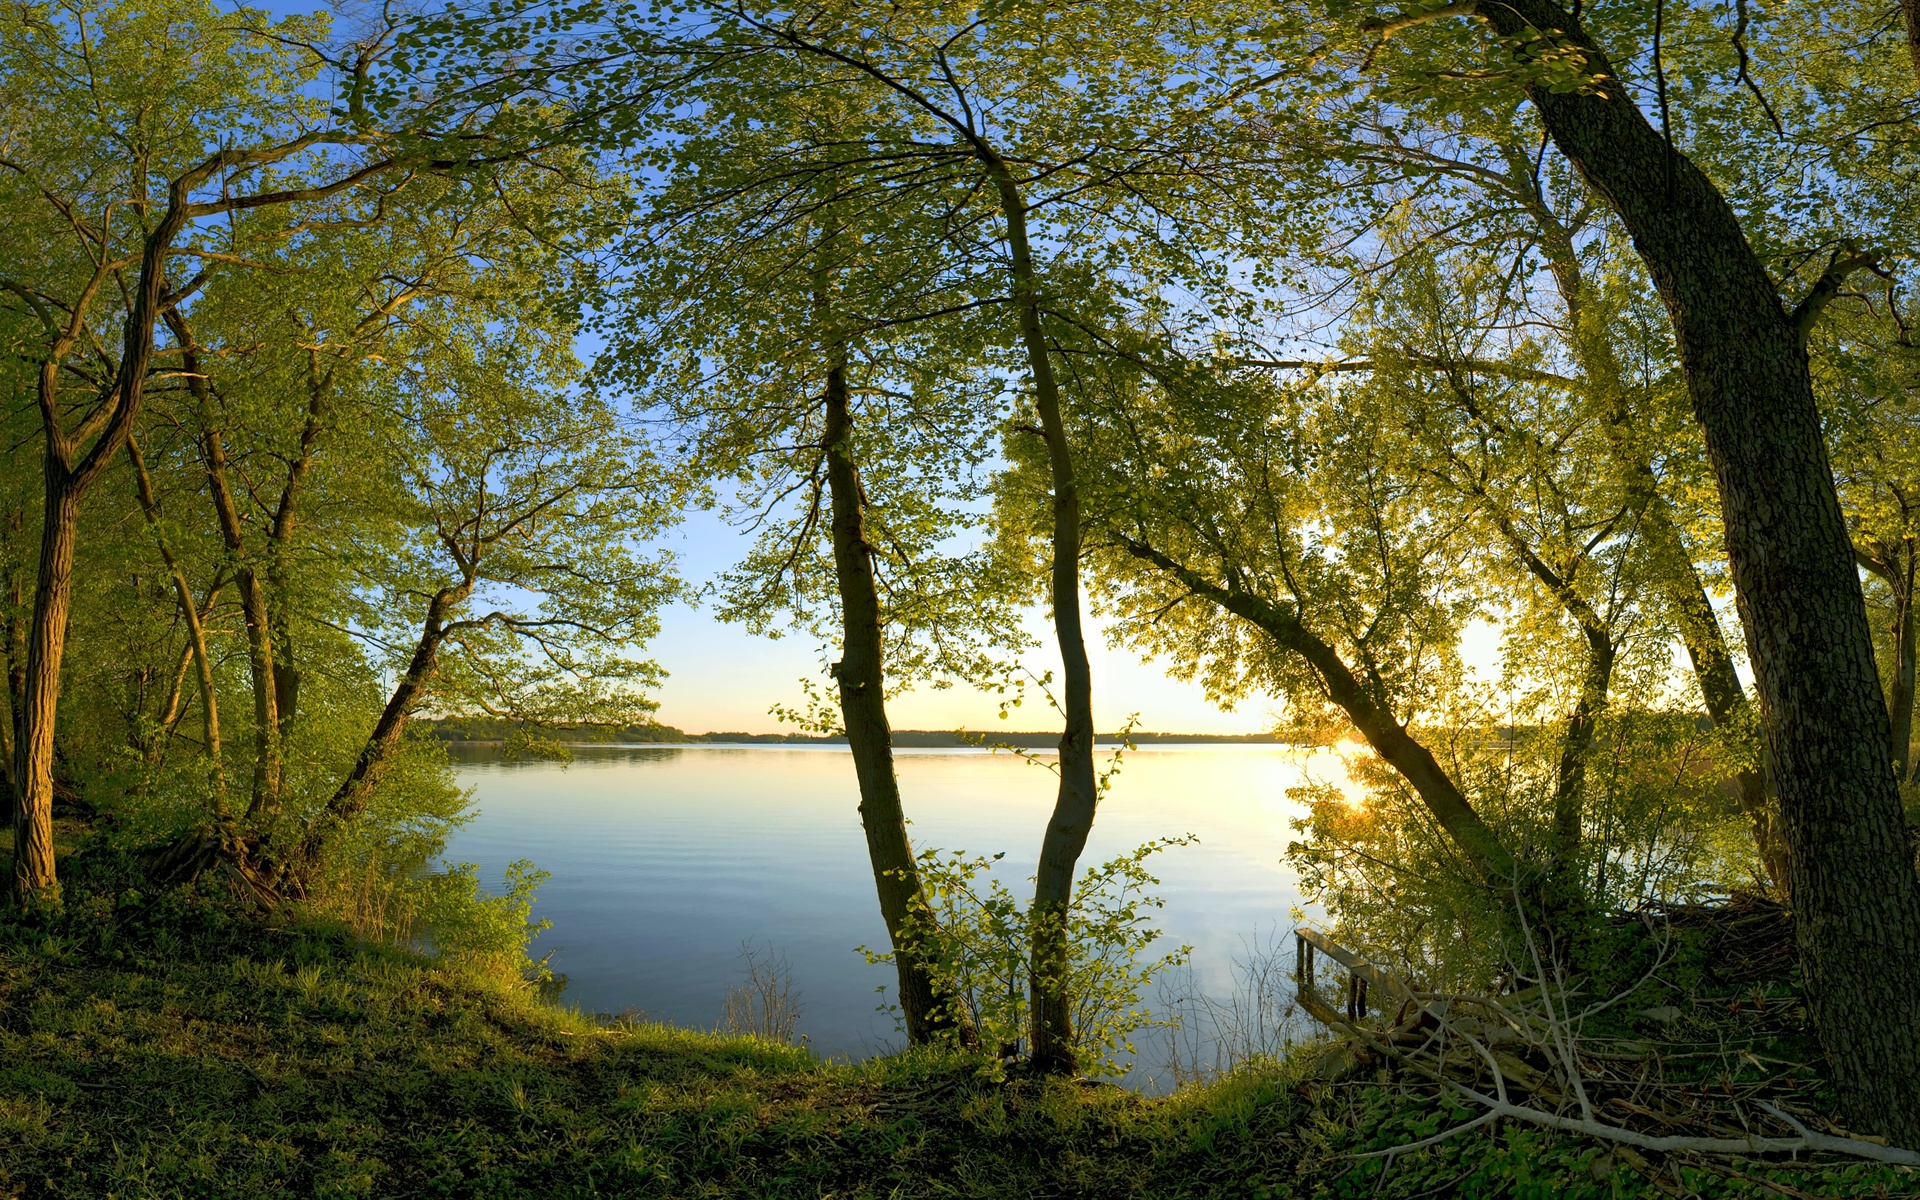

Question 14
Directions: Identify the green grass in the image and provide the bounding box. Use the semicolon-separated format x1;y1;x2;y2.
1;872;1915;1198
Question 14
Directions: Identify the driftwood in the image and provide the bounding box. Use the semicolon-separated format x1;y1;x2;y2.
1292;922;1920;1168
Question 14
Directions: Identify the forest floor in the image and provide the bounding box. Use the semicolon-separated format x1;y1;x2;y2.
1;859;1914;1198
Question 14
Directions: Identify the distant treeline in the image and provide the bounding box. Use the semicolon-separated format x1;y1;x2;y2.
413;716;1292;747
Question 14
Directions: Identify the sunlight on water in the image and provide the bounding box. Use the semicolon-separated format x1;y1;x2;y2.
445;743;1352;1078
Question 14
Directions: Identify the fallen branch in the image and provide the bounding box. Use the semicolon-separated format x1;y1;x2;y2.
1294;924;1920;1167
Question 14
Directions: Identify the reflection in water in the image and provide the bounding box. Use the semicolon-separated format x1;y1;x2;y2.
444;743;1344;1082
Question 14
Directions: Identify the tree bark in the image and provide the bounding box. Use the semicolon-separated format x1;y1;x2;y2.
1463;0;1920;1142
820;352;973;1046
167;311;282;820
128;435;226;801
12;483;80;904
989;163;1099;1075
264;349;329;743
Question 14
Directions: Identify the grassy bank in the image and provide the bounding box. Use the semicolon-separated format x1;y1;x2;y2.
1;874;1913;1198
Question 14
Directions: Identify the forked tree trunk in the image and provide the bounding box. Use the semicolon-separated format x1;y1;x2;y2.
13;189;191;904
1466;0;1920;1142
989;163;1099;1075
820;353;974;1047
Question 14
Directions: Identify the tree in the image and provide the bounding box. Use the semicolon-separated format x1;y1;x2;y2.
704;0;1277;1071
295;319;676;870
0;0;415;903
1818;295;1920;780
594;55;1025;1041
1353;0;1920;1140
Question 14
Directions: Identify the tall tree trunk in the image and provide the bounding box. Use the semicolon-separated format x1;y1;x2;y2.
12;482;80;904
1466;0;1920;1142
12;185;189;904
264;351;327;744
167;312;281;820
128;435;226;802
820;353;972;1046
988;163;1099;1075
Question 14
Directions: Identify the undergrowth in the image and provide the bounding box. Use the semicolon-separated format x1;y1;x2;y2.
0;856;1914;1197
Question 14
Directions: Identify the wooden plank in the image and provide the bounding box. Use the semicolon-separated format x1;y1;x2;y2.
1295;927;1412;1005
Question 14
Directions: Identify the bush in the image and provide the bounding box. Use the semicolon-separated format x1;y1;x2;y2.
871;836;1193;1078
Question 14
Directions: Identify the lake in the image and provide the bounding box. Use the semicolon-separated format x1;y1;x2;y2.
444;743;1348;1082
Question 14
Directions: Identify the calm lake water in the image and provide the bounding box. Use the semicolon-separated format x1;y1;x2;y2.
444;743;1346;1079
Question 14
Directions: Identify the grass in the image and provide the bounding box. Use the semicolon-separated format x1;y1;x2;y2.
1;862;1916;1197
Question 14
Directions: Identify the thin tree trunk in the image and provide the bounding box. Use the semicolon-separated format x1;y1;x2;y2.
167;312;281;819
820;351;973;1046
128;435;226;800
1860;546;1917;782
264;350;327;743
1550;626;1613;871
1648;502;1789;892
988;163;1099;1075
1468;0;1920;1142
155;641;192;749
297;583;467;866
1121;536;1518;884
1454;460;1615;880
1528;189;1791;893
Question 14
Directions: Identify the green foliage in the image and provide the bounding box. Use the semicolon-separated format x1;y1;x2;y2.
1285;707;1763;991
407;860;555;975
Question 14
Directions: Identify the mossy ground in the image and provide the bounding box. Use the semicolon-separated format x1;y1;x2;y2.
0;860;1913;1198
